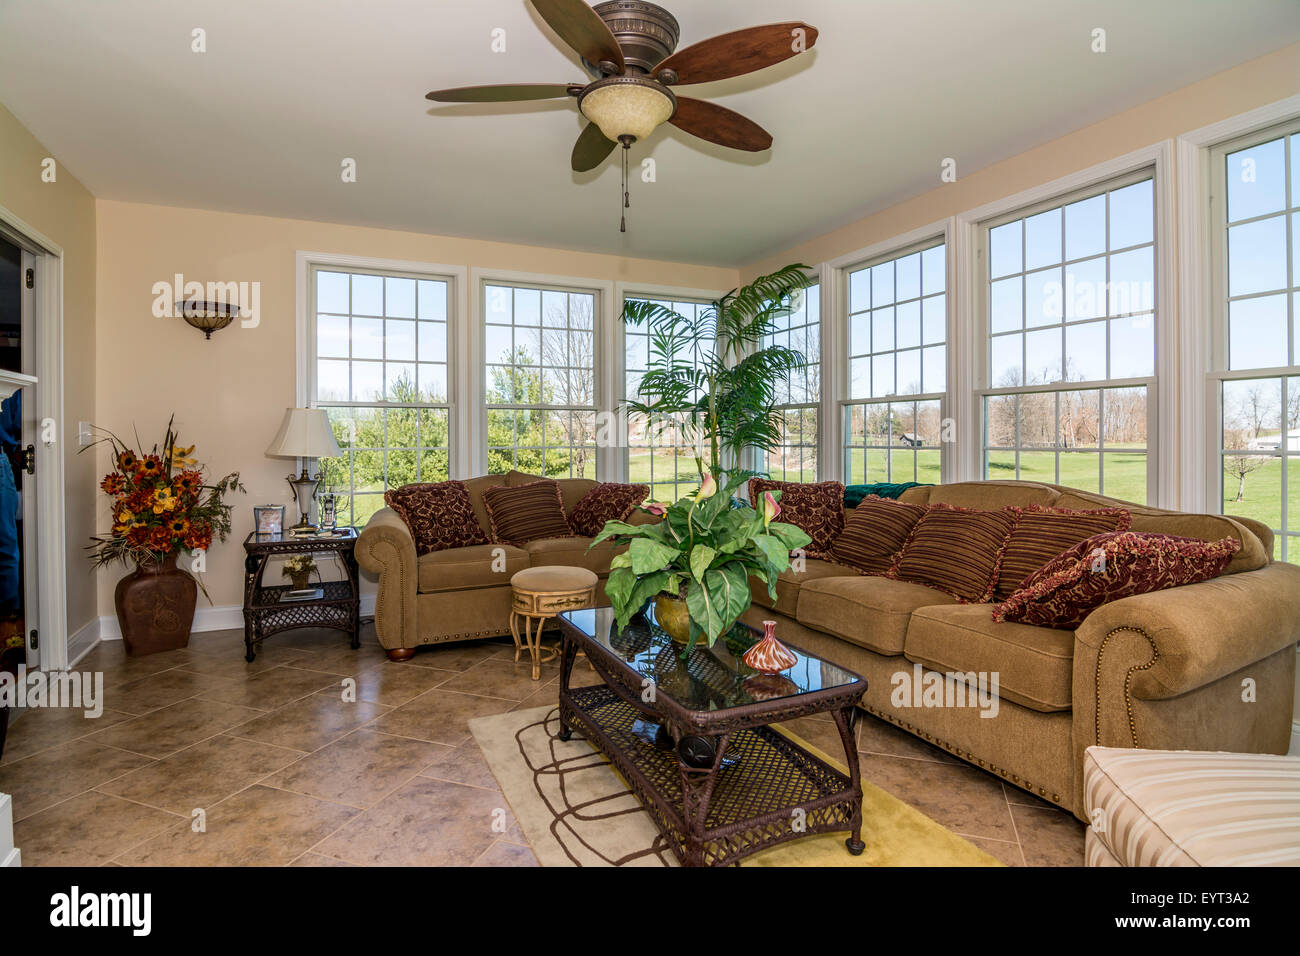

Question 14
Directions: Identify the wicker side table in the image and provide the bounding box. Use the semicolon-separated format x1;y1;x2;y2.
242;528;360;662
509;566;598;680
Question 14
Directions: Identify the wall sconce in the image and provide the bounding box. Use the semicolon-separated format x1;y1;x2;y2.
175;298;239;339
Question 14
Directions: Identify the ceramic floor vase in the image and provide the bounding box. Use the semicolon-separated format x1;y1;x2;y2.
114;552;197;656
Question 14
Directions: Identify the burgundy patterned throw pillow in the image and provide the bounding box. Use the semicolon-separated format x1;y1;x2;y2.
748;478;845;557
889;503;1019;603
481;479;574;546
568;482;649;537
830;495;927;576
993;505;1132;600
384;481;490;556
993;531;1241;630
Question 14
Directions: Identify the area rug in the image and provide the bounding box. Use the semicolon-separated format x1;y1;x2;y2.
469;705;1001;867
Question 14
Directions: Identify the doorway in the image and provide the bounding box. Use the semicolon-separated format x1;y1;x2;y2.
0;236;28;670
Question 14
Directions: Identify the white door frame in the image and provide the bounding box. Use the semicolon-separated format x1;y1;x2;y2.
0;203;68;672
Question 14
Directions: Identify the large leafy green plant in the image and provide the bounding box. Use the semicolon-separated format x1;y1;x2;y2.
623;263;813;478
591;472;811;650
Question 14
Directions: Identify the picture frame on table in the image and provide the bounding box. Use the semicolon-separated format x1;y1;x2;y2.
253;504;285;536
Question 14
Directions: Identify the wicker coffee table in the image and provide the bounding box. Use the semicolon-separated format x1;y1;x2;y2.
556;604;866;867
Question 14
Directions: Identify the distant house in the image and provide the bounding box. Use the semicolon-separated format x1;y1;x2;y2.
1247;429;1300;451
898;432;923;447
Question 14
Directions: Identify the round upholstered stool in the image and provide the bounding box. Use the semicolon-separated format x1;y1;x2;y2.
509;566;598;680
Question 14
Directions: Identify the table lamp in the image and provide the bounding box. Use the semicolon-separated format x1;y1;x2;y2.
265;407;341;531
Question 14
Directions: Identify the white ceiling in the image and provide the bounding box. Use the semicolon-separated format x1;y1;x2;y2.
2;0;1298;267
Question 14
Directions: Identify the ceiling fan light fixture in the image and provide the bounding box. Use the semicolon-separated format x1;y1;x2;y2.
577;76;675;144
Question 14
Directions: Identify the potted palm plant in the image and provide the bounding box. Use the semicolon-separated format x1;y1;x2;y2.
591;472;810;652
623;263;813;478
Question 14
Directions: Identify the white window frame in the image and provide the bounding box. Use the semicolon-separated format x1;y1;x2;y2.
826;220;957;486
954;142;1175;504
760;278;822;483
295;252;467;515
615;280;729;493
470;268;612;479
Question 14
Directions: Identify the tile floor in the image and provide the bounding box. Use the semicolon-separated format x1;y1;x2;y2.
1;625;1084;866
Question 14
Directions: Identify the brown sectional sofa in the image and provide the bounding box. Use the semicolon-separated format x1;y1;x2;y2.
356;470;641;661
738;480;1299;819
359;474;1300;821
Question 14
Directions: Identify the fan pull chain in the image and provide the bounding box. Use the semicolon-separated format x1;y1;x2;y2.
619;142;630;233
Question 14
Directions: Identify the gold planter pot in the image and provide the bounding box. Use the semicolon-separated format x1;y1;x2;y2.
653;593;692;643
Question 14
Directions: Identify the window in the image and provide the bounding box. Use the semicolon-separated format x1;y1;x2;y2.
310;266;452;528
624;296;711;502
759;283;820;481
1211;121;1300;562
484;282;597;479
843;241;946;485
981;172;1155;501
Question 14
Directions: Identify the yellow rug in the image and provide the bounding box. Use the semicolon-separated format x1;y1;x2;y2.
469;705;1001;867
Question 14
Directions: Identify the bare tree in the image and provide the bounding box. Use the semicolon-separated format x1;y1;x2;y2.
1224;454;1267;502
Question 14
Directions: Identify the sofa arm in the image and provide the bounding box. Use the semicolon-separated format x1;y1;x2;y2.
356;508;418;651
1075;562;1300;703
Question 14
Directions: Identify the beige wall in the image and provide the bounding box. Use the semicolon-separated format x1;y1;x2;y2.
94;200;738;613
743;42;1300;278
0;103;98;639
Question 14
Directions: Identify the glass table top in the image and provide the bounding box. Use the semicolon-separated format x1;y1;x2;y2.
560;604;863;712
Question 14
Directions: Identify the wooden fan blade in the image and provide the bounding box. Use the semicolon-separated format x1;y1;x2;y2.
530;0;625;73
572;122;617;172
426;84;575;103
669;97;772;152
654;22;818;86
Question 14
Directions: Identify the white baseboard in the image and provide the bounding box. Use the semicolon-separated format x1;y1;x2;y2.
66;617;101;667
0;794;18;867
95;595;376;642
1290;721;1300;757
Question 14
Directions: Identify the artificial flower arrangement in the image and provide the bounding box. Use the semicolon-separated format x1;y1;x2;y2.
590;470;811;651
282;553;318;589
86;416;243;590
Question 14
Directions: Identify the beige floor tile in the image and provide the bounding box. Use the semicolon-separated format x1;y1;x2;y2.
73;644;191;688
513;685;561;711
312;776;512;866
403;641;500;672
0;738;154;820
1002;779;1065;811
857;713;960;764
195;666;340;710
963;835;1025;867
291;852;356;866
105;667;240;716
337;660;454;706
178;643;317;680
96;733;303;814
779;715;857;759
227;690;389;753
858;752;1019;842
474;840;539;867
1011;805;1086;866
282;643;389;678
366;688;515;746
14;790;183;866
116;784;358;866
436;658;557;701
262;729;449;807
0;705;134;764
420;739;501;790
84;697;265;758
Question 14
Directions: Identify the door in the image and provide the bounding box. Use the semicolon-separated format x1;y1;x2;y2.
0;236;34;669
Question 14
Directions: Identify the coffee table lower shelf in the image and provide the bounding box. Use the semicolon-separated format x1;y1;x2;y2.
559;683;863;867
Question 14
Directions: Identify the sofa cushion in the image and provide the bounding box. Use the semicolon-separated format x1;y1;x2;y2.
385;480;491;555
830;494;927;575
904;604;1074;712
461;474;508;539
417;543;528;593
748;478;845;557
926;480;1058;511
796;575;958;656
993;531;1241;629
525;536;621;576
567;482;649;537
994;505;1132;600
891;504;1019;602
482;479;574;546
748;558;860;616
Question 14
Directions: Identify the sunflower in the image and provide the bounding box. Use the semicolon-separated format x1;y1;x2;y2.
116;450;138;472
170;444;198;470
167;516;190;536
174;470;203;493
100;473;126;495
151;487;177;514
138;455;164;479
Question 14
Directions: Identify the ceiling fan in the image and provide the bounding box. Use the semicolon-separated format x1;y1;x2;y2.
425;0;819;231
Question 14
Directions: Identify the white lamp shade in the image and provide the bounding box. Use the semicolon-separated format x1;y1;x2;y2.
265;407;341;459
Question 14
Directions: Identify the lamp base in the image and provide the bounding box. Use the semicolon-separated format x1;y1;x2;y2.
286;470;320;531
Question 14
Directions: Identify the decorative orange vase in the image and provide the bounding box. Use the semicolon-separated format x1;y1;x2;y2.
742;620;798;674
